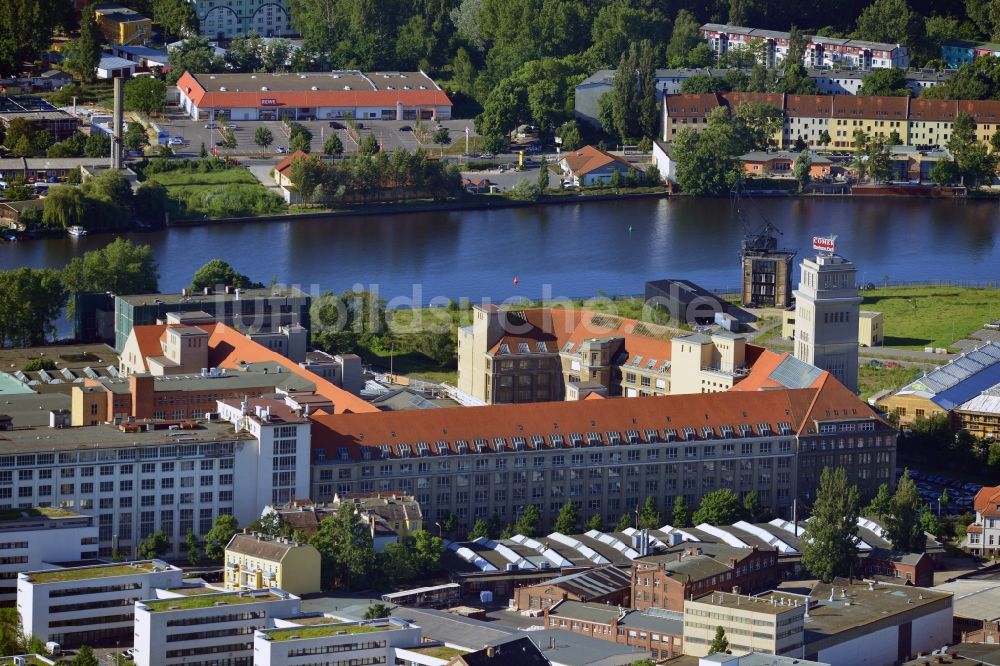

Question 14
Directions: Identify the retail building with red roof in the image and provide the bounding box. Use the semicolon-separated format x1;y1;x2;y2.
177;70;452;122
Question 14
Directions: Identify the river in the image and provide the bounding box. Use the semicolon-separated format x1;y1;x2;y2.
1;197;998;305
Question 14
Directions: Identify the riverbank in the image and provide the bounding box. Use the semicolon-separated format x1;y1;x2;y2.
165;188;668;227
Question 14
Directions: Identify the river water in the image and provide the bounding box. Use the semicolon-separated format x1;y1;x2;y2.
1;197;998;304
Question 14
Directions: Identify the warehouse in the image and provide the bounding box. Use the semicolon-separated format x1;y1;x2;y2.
176;70;452;122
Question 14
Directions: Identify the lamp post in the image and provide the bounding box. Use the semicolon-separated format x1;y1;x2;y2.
435;521;442;538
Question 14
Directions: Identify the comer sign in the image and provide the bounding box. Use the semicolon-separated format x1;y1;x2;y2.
812;236;836;252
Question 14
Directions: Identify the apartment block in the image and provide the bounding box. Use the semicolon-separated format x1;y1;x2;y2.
0;508;98;605
683;590;807;658
224;532;321;595
17;560;183;648
134;588;301;666
253;618;423;666
632;543;779;613
941;40;1000;68
701;24;908;70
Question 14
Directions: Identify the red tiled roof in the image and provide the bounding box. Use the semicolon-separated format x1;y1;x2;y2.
974;485;1000;515
664;94;722;118
132;324;167;370
731;350;792;391
960;99;1000;124
310;388;828;459
204;323;378;414
832;95;908;119
785;95;833;118
177;71;451;110
720;92;785;110
274;149;308;175
908;99;958;122
561;145;633;177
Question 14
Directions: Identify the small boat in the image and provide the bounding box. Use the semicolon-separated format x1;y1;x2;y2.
67;226;87;237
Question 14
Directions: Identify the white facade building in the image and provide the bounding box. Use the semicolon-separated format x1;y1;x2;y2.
133;588;301;666
0;508;98;604
17;560;182;648
253;618;423;666
793;250;862;393
189;0;295;39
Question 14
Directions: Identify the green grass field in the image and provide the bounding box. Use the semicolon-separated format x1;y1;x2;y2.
861;286;999;350
147;169;260;189
857;363;924;401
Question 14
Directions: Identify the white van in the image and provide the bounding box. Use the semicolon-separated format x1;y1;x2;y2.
45;641;61;655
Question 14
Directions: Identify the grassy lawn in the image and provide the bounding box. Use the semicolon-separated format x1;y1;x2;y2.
146;166;284;218
265;624;384;641
147;168;260;189
30;562;157;584
857;363;923;401
145;592;276;612
860;287;1000;350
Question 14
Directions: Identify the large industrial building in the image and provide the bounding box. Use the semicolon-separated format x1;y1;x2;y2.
176;70;452;122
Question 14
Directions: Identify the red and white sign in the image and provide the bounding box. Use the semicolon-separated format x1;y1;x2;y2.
260;98;278;106
812;236;836;252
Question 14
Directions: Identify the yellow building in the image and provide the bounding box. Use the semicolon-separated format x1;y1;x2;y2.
224;532;321;595
858;311;884;347
908;99;959;147
784;95;834;149
964;99;1000;147
830;96;909;148
683;591;806;657
93;3;152;46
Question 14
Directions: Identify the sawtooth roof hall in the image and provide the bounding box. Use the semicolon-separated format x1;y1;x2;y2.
177;70;452;122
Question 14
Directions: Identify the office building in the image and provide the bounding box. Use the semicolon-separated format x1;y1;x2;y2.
683;590;807;658
0;508;98;605
17;560;183;648
177;70;452;122
457;306;679;404
223;532;321;595
700;24;908;69
793;248;862;392
112;286;312;353
253;617;423;666
310;372;894;534
134;588;301;666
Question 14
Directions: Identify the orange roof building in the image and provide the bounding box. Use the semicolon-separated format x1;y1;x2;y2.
559;145;635;186
177;70;452;123
966;485;1000;556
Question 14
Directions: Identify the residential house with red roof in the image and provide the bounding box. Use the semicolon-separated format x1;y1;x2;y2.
559;145;636;186
273;149;308;188
177;70;451;122
966;485;1000;556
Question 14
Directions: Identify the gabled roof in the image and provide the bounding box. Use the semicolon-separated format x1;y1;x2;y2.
274;150;308;175
538;565;631;599
908;99;958;122
831;95;908;118
664;93;722;118
974;485;1000;517
225;532;311;561
561;145;633;177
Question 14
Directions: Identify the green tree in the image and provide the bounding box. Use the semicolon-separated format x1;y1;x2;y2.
250;512;293;538
514;505;541;537
585;514;603;531
64;8;101;83
929;157;959;185
556;121;582;151
864;483;894;521
741;490;772;522
203;514;238;561
42;186;86;230
166;37;224;84
859;68;911;97
693;488;742;526
638;496;660;530
536;156;549;192
672;496;692;528
611;44;640;141
939;488;950;514
920;507;940;537
410;530;444;575
324;133;344;156
125;77;167;115
819;129;832;146
667;10;709;68
185;529;200;565
254;126;275;156
0;0;68;77
134;181;172;225
884;470;924;552
359;133;380;156
432;127;452;156
637;40;659;139
956;142;999;188
673;108;744;196
793;151;812;192
801;467;860;583
452;47;477;93
709;625;729;654
310;502;376;591
191;259;264;291
73;645;99;666
137;530;170;560
84;133;111;158
124;123;150;153
475;77;528;139
555;500;579;534
468;518;491;540
153;0;199;37
867;137;892;184
681;75;730;93
735;102;784;150
616;513;632;531
200;142;208;158
854;0;925;56
364;602;392;619
63;238;158;296
776;27;817;95
0;268;67;347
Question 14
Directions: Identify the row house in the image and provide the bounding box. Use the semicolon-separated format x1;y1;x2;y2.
701;23;909;70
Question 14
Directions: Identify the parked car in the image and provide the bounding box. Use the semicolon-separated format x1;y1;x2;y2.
121;648;135;660
167;137;184;145
277;146;289;153
329;121;344;129
399;125;412;132
479;152;495;159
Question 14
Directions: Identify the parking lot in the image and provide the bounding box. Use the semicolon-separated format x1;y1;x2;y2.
900;467;980;515
153;110;480;158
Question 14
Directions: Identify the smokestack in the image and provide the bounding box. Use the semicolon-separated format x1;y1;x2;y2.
111;77;124;169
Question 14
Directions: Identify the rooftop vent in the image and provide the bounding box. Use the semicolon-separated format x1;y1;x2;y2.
261;86;269;91
311;86;318;91
219;86;227;91
343;85;351;90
